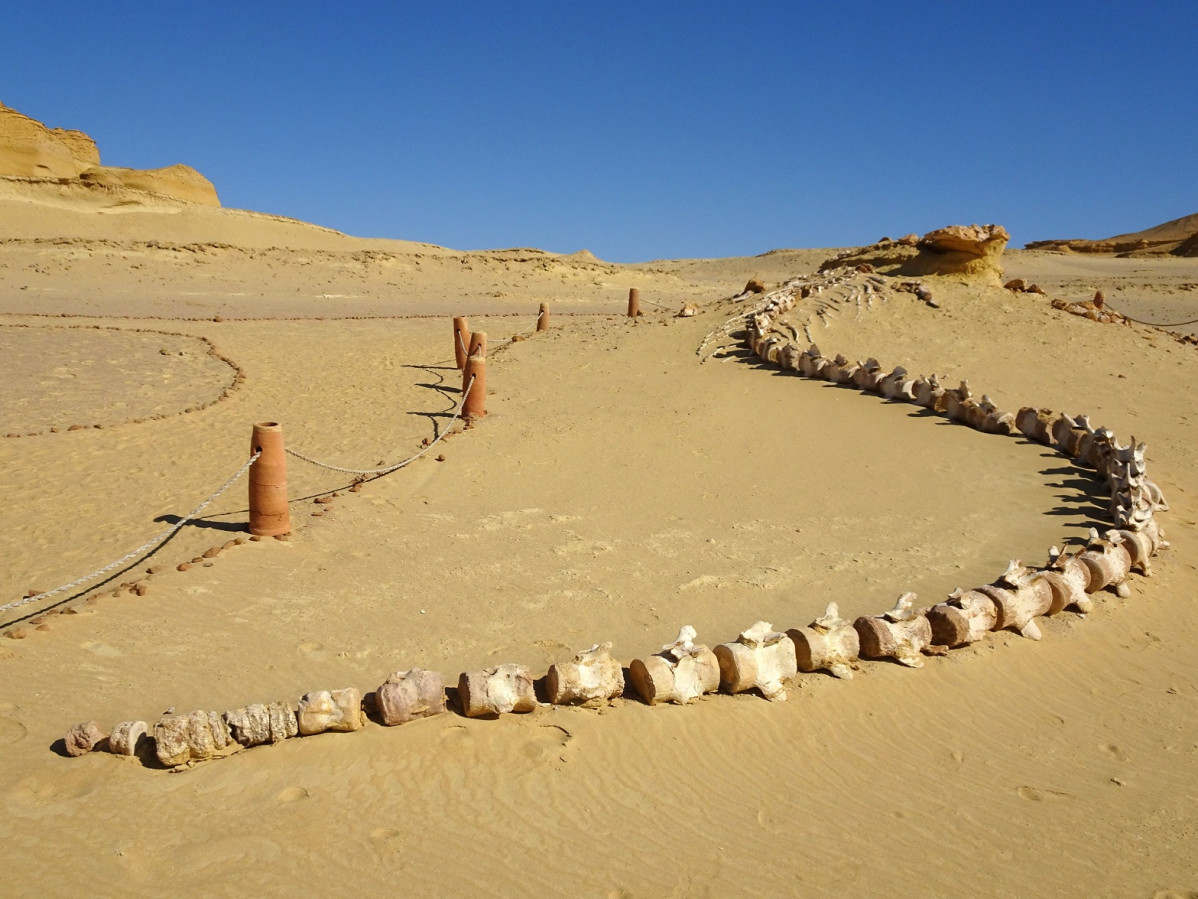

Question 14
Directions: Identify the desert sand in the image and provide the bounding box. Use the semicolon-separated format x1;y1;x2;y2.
1;173;1197;897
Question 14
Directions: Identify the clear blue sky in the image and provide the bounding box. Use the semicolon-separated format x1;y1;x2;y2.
3;1;1195;261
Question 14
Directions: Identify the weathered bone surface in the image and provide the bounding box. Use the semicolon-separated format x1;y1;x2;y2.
852;358;884;391
789;603;860;680
546;642;626;705
714;621;798;700
224;701;297;747
1016;407;1056;444
799;345;829;378
153;709;233;768
629;626;720;705
297;688;365;735
108;720;147;756
458;663;537;717
927;589;999;647
1041;547;1095;614
879;366;915;400
1079;528;1133;597
988;561;1055;640
941;381;973;423
972;582;1039;640
853;593;934;667
65;720;106;757
376;668;446;725
912;373;948;411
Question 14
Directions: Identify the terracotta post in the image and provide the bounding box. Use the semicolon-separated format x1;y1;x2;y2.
628;288;640;318
536;303;550;332
248;422;290;536
462;332;487;421
453;317;470;370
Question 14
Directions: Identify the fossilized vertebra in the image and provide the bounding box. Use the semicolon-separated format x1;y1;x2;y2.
853;593;936;667
715;621;798;700
458;663;537;717
629;626;720;706
789;603;860;680
546;642;625;705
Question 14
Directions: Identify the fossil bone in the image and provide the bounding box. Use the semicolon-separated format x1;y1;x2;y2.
297;688;365;735
629;626;720;705
108;720;148;757
458;663;537;717
376;668;446;725
154;709;234;768
714;621;798;700
788;603;860;680
224;701;297;748
546;642;626;705
853;593;935;667
1079;528;1133;598
927;589;999;647
64;720;106;757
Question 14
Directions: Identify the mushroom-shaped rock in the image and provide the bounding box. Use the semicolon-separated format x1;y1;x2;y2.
109;720;148;757
458;663;537;717
714;621;798;700
297;688;365;735
927;589;999;648
376;669;446;726
64;720;106;757
788;603;860;680
629;626;720;706
546;642;625;705
853;593;935;667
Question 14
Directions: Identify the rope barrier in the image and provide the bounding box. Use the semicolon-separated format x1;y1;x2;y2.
2;451;261;618
284;377;475;476
1111;309;1198;328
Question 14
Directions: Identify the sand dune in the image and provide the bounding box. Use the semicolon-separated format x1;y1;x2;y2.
0;189;1196;896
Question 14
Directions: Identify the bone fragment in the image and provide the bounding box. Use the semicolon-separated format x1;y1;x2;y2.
1079;529;1133;597
224;701;297;748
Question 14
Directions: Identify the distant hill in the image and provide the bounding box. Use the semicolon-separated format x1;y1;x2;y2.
1025;211;1198;257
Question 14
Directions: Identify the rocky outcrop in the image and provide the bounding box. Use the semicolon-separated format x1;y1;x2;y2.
820;224;1009;285
79;163;219;206
0;100;219;206
1026;212;1198;257
0;103;97;178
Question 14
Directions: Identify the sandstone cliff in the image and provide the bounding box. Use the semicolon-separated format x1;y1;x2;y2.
0;101;219;206
821;224;1009;285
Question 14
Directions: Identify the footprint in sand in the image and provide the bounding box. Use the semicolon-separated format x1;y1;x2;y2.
1100;743;1131;762
370;827;404;855
297;641;328;661
0;717;26;744
275;786;310;803
80;640;122;658
1017;786;1071;802
520;724;572;764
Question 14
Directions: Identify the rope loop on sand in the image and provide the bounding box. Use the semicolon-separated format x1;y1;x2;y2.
1;451;261;617
285;377;475;476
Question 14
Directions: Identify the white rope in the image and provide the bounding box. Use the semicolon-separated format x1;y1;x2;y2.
2;451;261;617
285;377;475;476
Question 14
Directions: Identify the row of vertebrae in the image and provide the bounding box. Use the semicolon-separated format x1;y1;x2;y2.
1016;408;1168;530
